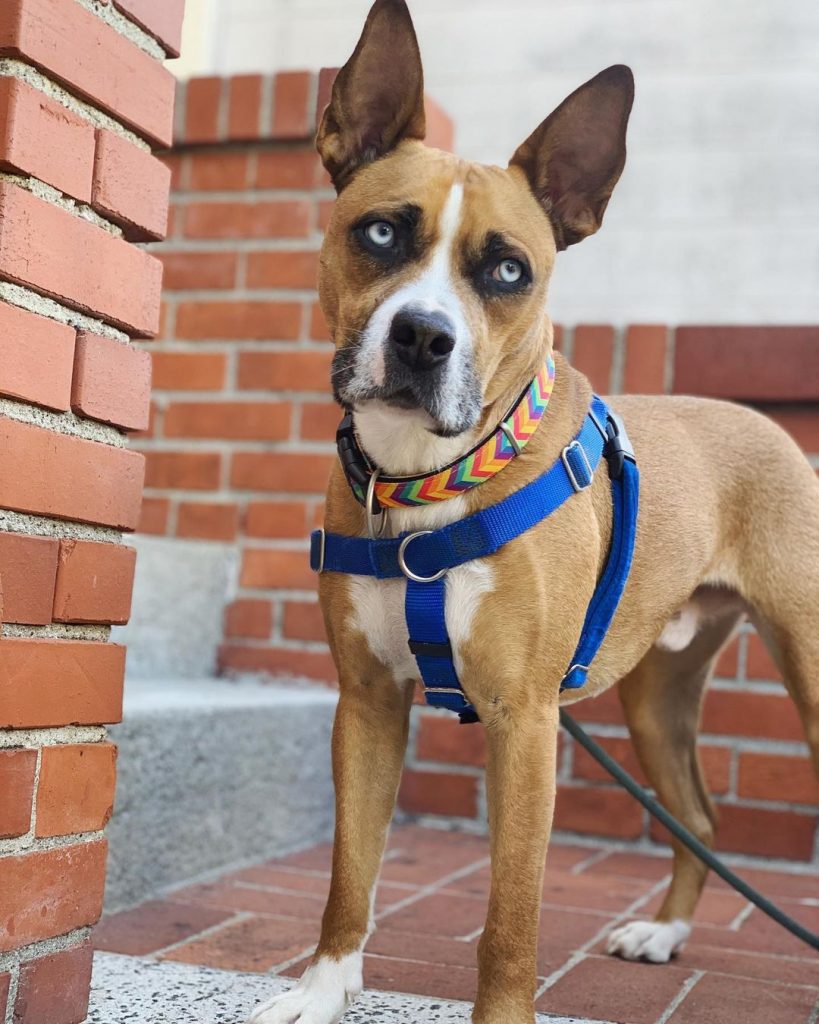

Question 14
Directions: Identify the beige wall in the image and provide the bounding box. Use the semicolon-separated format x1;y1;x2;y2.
175;0;819;326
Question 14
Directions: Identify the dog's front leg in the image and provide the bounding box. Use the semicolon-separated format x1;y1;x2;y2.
248;675;413;1024
473;702;559;1024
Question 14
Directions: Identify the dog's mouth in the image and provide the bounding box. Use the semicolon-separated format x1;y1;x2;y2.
331;344;482;438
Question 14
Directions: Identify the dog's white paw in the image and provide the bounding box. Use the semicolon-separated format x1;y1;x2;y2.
606;919;691;963
247;954;363;1024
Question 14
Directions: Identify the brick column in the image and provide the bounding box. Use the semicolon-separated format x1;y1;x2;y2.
0;2;183;1022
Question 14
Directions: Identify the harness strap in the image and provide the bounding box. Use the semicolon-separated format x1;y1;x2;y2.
311;396;639;723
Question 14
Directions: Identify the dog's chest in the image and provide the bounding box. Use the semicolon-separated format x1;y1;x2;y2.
347;499;494;683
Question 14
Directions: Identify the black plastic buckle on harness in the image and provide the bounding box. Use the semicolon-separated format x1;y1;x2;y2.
336;413;381;510
602;412;635;481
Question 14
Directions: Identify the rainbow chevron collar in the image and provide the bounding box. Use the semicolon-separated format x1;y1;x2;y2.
338;355;556;509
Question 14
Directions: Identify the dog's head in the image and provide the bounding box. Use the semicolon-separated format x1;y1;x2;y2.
317;0;633;443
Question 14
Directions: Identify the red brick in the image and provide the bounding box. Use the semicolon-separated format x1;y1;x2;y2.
623;324;667;394
246;251;320;290
564;684;625;726
572;735;732;796
572;325;614;393
398;769;479;818
159;251;237;291
14;942;93;1024
416;714;487;768
151;351;227;391
245;501;311;539
762;405;819;453
228;74;263;140
282;601;326;643
0;533;59;625
53;539;136;625
0;0;175;145
674;326;819;401
237;350;331;391
183;77;222;144
240;549;314;590
137;496;170;534
72;332;152;431
0;183;162;336
0;418;145;528
176;301;302;341
183;200;311;240
701;688;803;741
0;748;36;839
650;802;817;860
538;954;693;1024
231;452;334;493
112;0;185;56
272;72;312;138
0;841;107;951
745;632;781;681
188;151;250;191
309;303;332;341
162;152;186;191
666;971;819;1024
93;899;233;956
143;451;221;490
92;129;171;241
0;638;124;728
255;149;321;189
424;94;455;151
553;783;644;839
0;77;94;201
219;643;336;683
0;301;75;411
737;751;819;804
0;973;8;1016
714;637;739;678
301;401;342;442
164;401;290;440
225;598;273;639
36;743;117;838
177;501;239;541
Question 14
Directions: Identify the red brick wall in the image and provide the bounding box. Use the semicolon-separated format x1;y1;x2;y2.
141;76;818;864
0;2;182;1020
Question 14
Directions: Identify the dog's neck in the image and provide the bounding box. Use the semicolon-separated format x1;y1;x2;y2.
352;348;550;479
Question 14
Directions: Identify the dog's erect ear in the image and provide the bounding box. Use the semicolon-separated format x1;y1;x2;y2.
510;65;634;250
317;0;426;191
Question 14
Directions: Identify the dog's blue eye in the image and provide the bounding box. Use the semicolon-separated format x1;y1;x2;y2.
365;221;395;247
492;259;523;284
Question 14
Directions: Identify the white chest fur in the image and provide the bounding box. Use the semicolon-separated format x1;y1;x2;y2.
347;499;494;685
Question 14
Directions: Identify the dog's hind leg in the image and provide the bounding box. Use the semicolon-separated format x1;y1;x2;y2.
607;608;743;963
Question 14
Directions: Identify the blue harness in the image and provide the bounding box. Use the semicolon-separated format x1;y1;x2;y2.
311;396;639;723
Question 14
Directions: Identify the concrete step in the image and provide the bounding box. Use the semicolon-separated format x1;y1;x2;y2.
105;678;337;911
89;953;580;1024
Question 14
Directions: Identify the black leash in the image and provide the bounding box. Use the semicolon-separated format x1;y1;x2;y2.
559;710;819;952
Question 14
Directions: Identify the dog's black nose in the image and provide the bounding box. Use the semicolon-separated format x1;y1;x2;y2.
389;308;456;371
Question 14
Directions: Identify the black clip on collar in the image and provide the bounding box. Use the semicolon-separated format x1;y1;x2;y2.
336;413;380;510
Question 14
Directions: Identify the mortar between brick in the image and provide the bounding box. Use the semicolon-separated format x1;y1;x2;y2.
0;281;131;343
0;510;121;544
0;398;127;448
0;172;124;238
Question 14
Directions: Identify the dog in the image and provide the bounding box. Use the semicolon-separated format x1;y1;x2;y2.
248;2;819;1022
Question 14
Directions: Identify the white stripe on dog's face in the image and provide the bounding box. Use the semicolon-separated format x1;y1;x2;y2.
347;182;484;472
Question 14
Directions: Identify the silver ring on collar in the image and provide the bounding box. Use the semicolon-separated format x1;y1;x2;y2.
366;470;388;539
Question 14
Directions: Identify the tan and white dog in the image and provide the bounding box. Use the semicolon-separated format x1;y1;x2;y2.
249;2;819;1022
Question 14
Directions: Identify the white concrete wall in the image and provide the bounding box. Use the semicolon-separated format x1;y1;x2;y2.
178;0;819;326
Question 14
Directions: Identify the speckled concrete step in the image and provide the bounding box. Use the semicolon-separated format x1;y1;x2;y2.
105;679;337;910
89;953;587;1024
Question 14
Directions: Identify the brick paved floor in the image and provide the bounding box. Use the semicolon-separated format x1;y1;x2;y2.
95;826;819;1023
